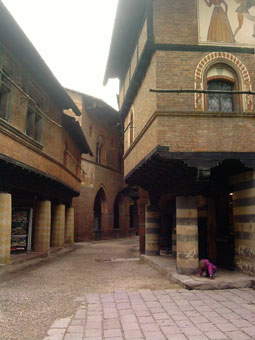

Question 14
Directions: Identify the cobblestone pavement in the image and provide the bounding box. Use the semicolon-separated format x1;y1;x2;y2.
45;288;255;340
0;237;178;340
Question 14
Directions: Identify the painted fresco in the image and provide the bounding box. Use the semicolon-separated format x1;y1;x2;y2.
199;0;255;46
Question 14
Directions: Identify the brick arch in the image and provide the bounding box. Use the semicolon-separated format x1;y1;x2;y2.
194;52;253;112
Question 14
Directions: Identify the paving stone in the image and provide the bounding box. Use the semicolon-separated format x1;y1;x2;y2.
225;330;252;339
190;316;209;323
161;325;182;335
117;303;131;310
156;318;176;327
123;329;144;338
119;308;134;316
140;323;160;332
138;316;155;323
196;323;219;332
45;289;255;340
216;322;238;332
64;335;83;340
103;318;121;329
144;332;166;340
165;335;187;340
121;321;140;330
187;336;209;340
86;321;102;329
235;319;253;328
135;310;152;317
153;313;170;320
205;331;228;339
85;329;102;337
104;328;122;337
242;326;255;336
183;327;203;336
175;320;195;328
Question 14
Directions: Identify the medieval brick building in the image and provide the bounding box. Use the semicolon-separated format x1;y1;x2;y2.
0;2;91;264
66;89;137;241
105;0;255;275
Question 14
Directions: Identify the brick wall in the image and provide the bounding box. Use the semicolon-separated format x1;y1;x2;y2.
153;0;198;44
0;43;82;192
67;90;132;241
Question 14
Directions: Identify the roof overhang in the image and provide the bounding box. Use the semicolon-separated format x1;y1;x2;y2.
62;114;92;155
104;0;147;85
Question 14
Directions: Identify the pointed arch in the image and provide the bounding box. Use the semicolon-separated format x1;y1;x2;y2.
194;52;253;112
93;187;107;239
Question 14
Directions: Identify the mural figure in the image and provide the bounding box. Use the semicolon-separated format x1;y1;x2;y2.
204;0;235;42
234;0;255;37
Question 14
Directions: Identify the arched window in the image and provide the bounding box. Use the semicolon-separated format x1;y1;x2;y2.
206;64;239;113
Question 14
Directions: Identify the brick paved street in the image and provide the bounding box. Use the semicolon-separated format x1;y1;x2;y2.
45;288;255;340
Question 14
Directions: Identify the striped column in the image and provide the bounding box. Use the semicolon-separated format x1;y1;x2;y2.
145;205;160;256
176;196;199;275
65;207;75;244
231;171;255;275
52;204;66;248
34;200;51;252
0;193;12;264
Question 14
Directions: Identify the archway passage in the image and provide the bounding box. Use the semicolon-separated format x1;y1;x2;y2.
93;188;106;240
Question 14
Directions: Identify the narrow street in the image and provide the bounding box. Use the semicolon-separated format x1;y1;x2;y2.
0;237;177;340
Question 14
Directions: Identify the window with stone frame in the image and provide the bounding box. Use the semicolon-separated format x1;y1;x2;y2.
25;106;43;142
206;64;239;113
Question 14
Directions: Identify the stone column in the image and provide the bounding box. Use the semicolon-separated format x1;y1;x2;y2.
0;193;12;264
176;196;199;274
145;204;160;256
34;200;51;252
65;207;74;244
52;204;65;247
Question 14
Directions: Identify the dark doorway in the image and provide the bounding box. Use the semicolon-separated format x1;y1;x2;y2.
215;192;235;269
113;194;121;230
93;188;106;240
129;202;138;233
198;217;208;260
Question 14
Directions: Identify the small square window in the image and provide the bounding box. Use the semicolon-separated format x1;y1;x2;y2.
25;107;43;143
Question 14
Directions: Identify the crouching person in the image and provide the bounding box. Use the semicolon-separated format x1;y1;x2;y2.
199;259;217;279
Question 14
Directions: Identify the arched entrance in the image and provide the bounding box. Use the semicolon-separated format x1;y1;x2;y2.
93;188;106;240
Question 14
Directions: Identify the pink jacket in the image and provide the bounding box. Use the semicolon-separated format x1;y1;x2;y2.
199;259;217;277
